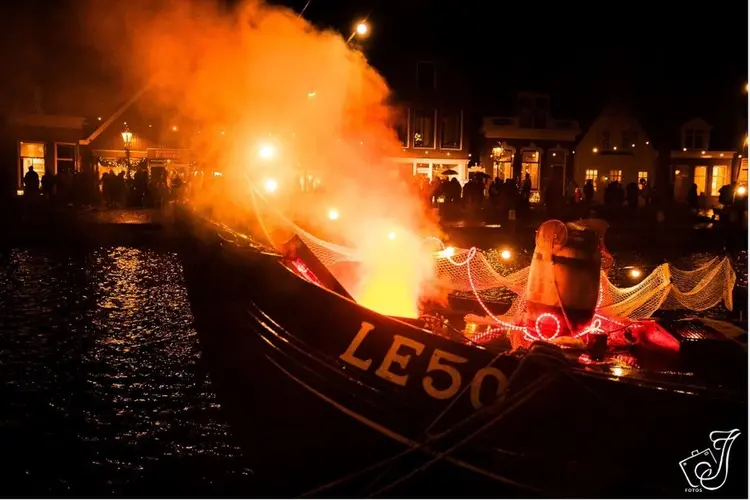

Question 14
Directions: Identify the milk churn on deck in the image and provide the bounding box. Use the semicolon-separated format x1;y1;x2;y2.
523;220;602;335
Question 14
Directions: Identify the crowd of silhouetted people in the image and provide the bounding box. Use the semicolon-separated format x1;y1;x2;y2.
22;165;185;209
405;172;746;224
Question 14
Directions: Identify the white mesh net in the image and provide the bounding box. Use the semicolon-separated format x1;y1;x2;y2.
249;193;736;322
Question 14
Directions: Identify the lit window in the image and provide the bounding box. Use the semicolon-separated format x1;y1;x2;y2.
521;150;540;190
694;166;707;196
609;169;622;182
710;165;728;196
492;148;513;180
19;141;45;188
637;171;648;186
739;158;748;187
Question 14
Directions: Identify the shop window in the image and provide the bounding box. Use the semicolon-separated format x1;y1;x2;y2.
710;165;728;196
521;150;540;190
609;169;622;182
492;148;513;181
694;166;707;196
19;141;45;187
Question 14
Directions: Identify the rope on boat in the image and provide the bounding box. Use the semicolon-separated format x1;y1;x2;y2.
364;371;557;498
300;367;561;498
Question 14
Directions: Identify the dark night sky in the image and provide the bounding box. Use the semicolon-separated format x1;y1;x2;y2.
1;0;747;142
270;0;748;137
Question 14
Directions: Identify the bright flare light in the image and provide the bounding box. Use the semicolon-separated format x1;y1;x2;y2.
388;232;397;240
264;178;278;193
356;22;368;36
500;249;512;260
737;186;747;196
630;268;642;279
259;143;275;159
328;208;339;220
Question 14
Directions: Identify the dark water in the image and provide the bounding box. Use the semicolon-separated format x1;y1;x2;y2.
0;240;745;496
0;246;254;496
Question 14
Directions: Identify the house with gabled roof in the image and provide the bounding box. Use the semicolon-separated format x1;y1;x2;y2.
572;101;657;200
669;117;744;207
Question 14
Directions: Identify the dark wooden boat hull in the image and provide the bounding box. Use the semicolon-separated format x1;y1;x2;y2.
176;207;748;497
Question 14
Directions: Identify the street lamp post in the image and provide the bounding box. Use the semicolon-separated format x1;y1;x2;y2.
121;126;133;171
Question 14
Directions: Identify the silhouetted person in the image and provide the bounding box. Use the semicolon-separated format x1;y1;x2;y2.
718;183;735;207
626;182;639;210
24;166;40;196
41;171;54;199
448;177;461;204
583;179;594;203
687;183;699;212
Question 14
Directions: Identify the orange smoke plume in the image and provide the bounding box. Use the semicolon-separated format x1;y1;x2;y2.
82;0;444;317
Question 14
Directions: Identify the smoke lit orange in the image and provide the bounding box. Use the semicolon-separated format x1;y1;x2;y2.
83;0;443;317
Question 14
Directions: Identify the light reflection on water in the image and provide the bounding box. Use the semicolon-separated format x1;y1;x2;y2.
0;246;253;496
0;241;745;494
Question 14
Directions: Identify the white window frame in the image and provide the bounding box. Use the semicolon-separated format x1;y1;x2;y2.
412;108;438;150
710;165;728;197
439;110;463;151
396;108;410;148
492;144;515;180
55;142;77;175
520;147;541;191
18;140;46;189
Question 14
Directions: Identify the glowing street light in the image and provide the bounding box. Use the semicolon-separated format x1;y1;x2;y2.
121;125;133;169
328;208;339;221
347;20;370;43
264;178;278;193
629;268;643;279
737;186;747;196
500;249;512;260
121;127;133;149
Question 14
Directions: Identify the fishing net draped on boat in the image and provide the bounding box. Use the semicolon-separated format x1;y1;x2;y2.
252;199;736;321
